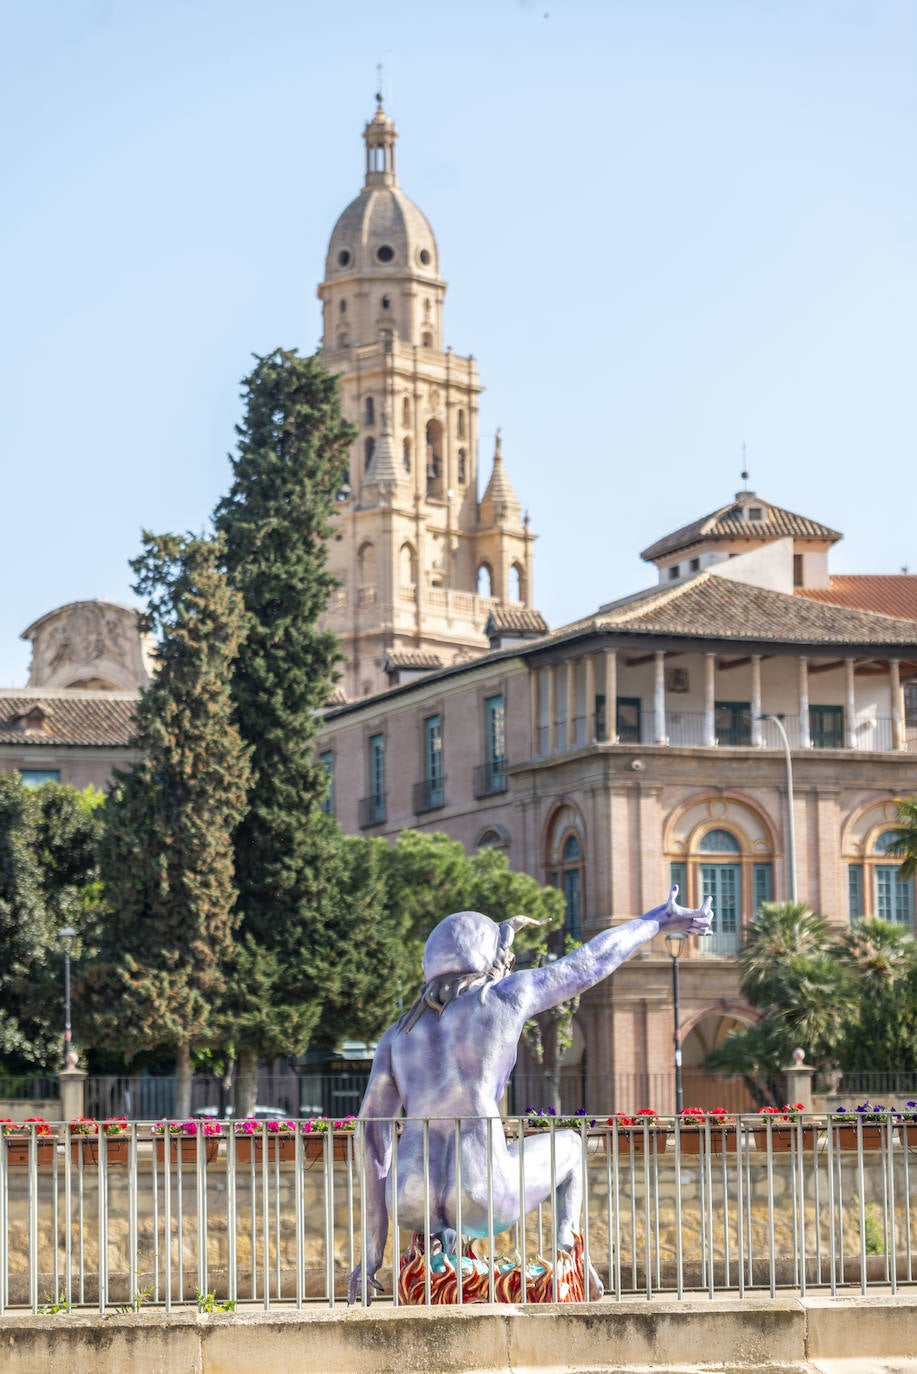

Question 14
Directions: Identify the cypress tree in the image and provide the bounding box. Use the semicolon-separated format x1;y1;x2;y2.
213;349;354;1110
88;533;250;1116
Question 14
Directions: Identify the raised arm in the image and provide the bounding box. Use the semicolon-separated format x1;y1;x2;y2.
501;886;712;1021
348;1029;403;1305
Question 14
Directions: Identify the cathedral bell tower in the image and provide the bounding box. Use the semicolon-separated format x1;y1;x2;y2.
318;102;537;699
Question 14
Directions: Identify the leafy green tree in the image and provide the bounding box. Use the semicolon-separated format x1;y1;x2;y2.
213;348;355;1113
0;777;104;1069
705;902;855;1106
835;918;917;1072
314;830;564;1049
86;533;250;1116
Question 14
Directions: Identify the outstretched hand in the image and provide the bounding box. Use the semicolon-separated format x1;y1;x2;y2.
656;885;713;937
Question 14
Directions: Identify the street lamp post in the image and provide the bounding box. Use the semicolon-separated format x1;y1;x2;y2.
755;713;797;902
665;932;687;1114
58;927;77;1067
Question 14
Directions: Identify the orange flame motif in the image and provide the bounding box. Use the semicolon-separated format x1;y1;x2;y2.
397;1233;592;1304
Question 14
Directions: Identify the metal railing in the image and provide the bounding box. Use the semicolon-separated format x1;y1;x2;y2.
473;761;507;798
0;1076;58;1102
358;794;386;829
412;776;446;815
2;1114;917;1313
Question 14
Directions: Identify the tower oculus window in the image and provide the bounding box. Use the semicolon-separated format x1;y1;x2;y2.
376;244;394;262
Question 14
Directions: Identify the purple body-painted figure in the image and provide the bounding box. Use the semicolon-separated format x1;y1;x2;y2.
348;885;712;1303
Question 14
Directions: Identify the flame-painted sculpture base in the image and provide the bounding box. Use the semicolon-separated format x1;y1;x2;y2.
398;1232;594;1305
348;886;712;1305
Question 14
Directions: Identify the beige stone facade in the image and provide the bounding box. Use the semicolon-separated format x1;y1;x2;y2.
317;517;917;1109
317;103;538;699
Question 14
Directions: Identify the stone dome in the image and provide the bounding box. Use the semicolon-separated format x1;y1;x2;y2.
325;186;440;282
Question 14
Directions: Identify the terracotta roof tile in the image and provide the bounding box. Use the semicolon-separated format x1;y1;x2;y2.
383;650;444;670
484;606;549;635
550;572;917;650
0;691;138;747
640;495;842;562
796;576;917;622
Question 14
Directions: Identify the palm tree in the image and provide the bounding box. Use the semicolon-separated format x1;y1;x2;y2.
883;797;917;880
836;917;917;1073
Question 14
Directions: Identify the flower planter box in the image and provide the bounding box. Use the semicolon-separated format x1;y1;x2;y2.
673;1127;737;1156
752;1125;820;1154
3;1139;56;1166
70;1138;129;1166
831;1125;886;1151
233;1136;297;1165
609;1129;671;1156
154;1137;219;1166
303;1132;352;1162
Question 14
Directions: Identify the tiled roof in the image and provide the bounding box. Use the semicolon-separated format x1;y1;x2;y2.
485;606;549;635
640;494;842;562
383;650;444;670
0;691;138;747
326;685;349;706
563;571;917;650
797;576;917;623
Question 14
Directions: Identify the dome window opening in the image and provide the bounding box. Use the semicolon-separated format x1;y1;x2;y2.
403;437;412;472
477;563;493;598
457;448;467;485
457;408;465;439
339;299;347;314
365;396;375;425
364;436;375;470
376;244;395;263
381;295;391;311
422;331;433;348
419;248;431;266
336;331;349;349
425;420;444;499
337;249;352;268
402;396;411;427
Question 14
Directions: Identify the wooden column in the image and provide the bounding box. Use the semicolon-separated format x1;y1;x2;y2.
798;656;811;749
604;648;617;742
654;651;666;744
891;659;904;750
751;655;762;746
703;653;716;746
584;654;596;744
566;659;577;752
845;658;857;749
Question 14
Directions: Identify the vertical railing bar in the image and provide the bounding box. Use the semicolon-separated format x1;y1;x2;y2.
248;1148;256;1303
515;1117;524;1305
581;1120;591;1302
163;1130;172;1314
28;1128;38;1314
903;1122;912;1282
486;1116;496;1305
325;1126;335;1309
704;1119;715;1299
735;1120;745;1299
795;1117;806;1298
226;1128;237;1307
77;1139;85;1305
0;1134;8;1314
765;1119;776;1299
98;1130;108;1313
641;1125;651;1300
423;1118;432;1307
673;1122;683;1301
549;1123;557;1304
274;1137;282;1299
744;1121;754;1288
51;1132;60;1304
628;1139;637;1291
63;1125;73;1307
811;1118;822;1285
152;1129;161;1304
293;1125;303;1311
345;1130;355;1287
720;1129;730;1291
456;1117;465;1306
652;1130;661;1290
128;1126;138;1312
857;1122;867;1296
261;1125;270;1311
391;1119;400;1308
605;1129;614;1301
358;1119;369;1308
197;1130;208;1306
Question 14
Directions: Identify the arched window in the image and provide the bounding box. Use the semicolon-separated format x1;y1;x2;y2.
364;436;375;470
457;408;465;439
402;436;411;472
546;809;586;947
399;541;417;588
425;419;444;498
339;299;347;314
668;801;775;960
476;825;510;852
508;562;525;603
477;563;493;597
365;396;375;425
422;331;433;348
402;396;411;427
457;448;466;484
848;828;915;927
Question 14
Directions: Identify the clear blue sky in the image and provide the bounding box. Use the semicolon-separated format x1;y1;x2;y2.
2;0;915;685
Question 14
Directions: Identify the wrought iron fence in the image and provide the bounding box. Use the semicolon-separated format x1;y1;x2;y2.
0;1076;58;1102
2;1114;916;1313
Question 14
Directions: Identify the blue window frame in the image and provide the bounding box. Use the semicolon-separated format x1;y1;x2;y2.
484;694;505;789
848;864;864;921
700;862;741;955
670;861;687;903
753;862;772;913
319;750;335;816
874;831;913;927
424;714;443;806
368;733;385;822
